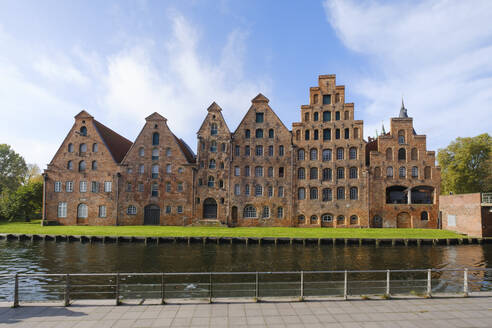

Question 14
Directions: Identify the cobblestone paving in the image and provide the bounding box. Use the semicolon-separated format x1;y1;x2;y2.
0;296;491;328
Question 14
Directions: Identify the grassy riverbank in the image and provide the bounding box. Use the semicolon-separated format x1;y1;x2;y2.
0;220;466;239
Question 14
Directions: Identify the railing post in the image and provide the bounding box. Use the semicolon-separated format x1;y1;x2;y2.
463;268;469;297
64;274;70;306
426;269;432;298
161;273;165;304
300;271;304;301
255;272;259;302
115;273;120;305
343;270;348;300
209;273;213;303
386;270;390;297
12;274;19;308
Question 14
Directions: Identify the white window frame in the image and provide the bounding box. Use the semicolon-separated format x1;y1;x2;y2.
57;202;67;218
79;181;87;193
104;181;112;193
54;181;61;192
98;205;107;218
66;181;73;192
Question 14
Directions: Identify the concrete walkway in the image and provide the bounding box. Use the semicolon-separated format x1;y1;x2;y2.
0;296;491;328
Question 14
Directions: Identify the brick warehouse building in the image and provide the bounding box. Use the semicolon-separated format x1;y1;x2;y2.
43;74;440;228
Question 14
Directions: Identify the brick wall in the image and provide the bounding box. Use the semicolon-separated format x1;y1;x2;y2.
440;193;483;237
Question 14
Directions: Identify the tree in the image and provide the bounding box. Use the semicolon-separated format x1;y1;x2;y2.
0;144;27;193
0;180;43;221
24;163;42;184
438;133;492;194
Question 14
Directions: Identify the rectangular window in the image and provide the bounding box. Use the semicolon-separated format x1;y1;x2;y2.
256;112;264;123
235;145;240;156
255;166;263;177
138;183;144;192
245;166;250;177
268;186;273;197
177;206;183;214
91;181;99;193
166;182;171;192
166;206;171;214
323;111;331;122
126;183;132;192
255;145;263;156
277;207;283;219
234;184;240;195
268;145;274;156
323;128;331;141
57;202;67;218
245;146;250;156
279;167;284;178
177;182;183;192
278;186;284;197
279;145;284;156
322;95;331;104
66;181;73;192
314;130;319;140
245;184;250;195
98;205;107;218
104;181;112;192
235;166;240;176
166;164;171;173
54;181;61;192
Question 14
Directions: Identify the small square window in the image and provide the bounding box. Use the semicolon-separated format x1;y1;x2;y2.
256;113;264;123
322;95;331;104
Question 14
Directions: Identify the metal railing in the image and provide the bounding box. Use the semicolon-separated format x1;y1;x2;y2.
0;268;491;307
482;192;492;204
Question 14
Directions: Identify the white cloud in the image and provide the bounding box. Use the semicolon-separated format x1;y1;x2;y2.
324;0;492;150
33;56;90;86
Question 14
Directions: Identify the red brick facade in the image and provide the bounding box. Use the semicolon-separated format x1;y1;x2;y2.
43;74;441;228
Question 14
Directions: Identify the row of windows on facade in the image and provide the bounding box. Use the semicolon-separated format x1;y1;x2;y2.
200;141;229;153
125;205;183;215
127;164;183;175
67;142;98;154
311;93;339;105
232;145;285;157
302;109;350;123
377;166;432;179
57;203;107;219
298;214;358;224
385;147;420;161
232;184;285;197
208;113;267;136
297;148;357;161
298;187;359;201
295;127;359;142
125;181;184;193
229;166;286;178
242;205;284;219
54;181;112;193
137;147;172;159
298;167;359;180
67;160;98;171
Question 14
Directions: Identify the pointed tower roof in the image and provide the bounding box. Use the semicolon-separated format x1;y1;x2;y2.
252;93;269;103
399;98;408;118
207;102;222;112
381;122;386;135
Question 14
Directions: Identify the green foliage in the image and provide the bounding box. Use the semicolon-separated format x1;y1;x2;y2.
0;144;27;194
0;181;43;222
438;133;492;194
0;220;465;239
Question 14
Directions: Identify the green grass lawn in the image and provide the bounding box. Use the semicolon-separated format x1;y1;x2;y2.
0;220;466;239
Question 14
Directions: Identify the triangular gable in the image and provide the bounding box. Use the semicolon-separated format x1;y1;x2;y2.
197;102;231;135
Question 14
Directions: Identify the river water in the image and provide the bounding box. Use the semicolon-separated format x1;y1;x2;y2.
0;240;491;301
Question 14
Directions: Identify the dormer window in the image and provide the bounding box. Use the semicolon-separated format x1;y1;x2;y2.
211;123;218;135
80;126;87;136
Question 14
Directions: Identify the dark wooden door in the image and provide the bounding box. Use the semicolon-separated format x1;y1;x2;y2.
144;205;160;225
373;215;383;228
231;206;238;225
203;198;217;219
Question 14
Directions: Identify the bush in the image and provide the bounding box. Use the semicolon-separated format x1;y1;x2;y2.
0;181;43;222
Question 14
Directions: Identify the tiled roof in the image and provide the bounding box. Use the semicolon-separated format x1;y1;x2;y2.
174;135;196;163
93;120;133;163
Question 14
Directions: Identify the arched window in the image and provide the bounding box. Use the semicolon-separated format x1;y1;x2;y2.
209;159;216;169
322;188;332;201
268;129;274;138
68;143;74;152
207;176;215;187
152;132;159;145
298;215;305;223
374;166;381;178
79;143;87;153
399;166;406;177
77;204;88;218
411;148;418;160
398;130;405;144
152;164;159;178
139;164;145;174
305;130;310;140
412;166;418;178
421;211;429;221
298;149;305;160
398;148;406;161
313;112;319;121
244;184;249;195
256;129;263;138
313;129;319;140
296;130;300;141
92;143;98;152
244;205;256;218
219;180;224;188
322;168;332;181
310;215;318;224
298;187;306;200
67;161;73;170
350;187;358;200
349;167;358;179
337;187;345;200
386;148;393;161
139;147;144;157
211;123;218;135
336;147;344;160
350;215;358;224
387;166;393;177
80;126;87;136
127;205;137;215
91;161;97;170
79;160;86;172
210;141;217;152
245;129;250;138
349;147;357;160
310;167;318;180
337;167;344;179
310;148;318;160
304;112;310;121
337;215;345;224
322;149;332;161
322;214;333;222
335;128;340;139
344;128;349;139
424;166;431;179
310;187;318;200
255;185;263;196
298;167;305;179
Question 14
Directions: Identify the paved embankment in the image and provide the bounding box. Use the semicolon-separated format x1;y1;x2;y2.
1;295;491;327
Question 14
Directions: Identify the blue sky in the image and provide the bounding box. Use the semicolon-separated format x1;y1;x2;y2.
0;0;491;167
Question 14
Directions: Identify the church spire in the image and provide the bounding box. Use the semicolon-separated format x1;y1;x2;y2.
399;97;408;118
381;122;386;135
